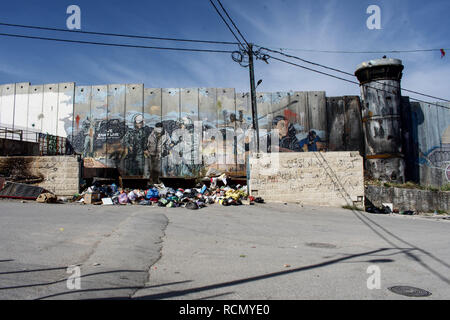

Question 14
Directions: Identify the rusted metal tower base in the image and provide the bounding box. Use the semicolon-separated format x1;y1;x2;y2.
355;58;406;183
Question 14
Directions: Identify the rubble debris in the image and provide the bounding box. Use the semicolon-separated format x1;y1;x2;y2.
71;177;264;210
36;193;58;204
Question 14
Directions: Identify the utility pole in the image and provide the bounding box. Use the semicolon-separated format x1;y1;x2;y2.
248;43;260;153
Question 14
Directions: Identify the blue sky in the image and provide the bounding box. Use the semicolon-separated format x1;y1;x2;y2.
0;0;448;99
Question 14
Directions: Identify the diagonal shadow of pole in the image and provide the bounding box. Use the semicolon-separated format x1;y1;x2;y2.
312;152;450;285
133;248;390;300
35;280;193;300
0;269;148;291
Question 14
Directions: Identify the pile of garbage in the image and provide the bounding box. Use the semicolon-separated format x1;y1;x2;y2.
74;180;264;210
366;203;415;215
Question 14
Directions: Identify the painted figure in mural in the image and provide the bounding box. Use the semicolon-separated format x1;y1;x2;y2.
123;114;149;176
82;118;95;158
271;115;302;152
176;117;198;177
146;122;172;179
299;130;322;152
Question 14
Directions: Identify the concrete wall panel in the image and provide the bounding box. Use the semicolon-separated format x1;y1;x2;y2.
308;91;327;142
327;96;363;152
199;88;217;174
90;85;108;163
292;91;309;135
180;88;200;177
13;82;30;131
144;88;162;180
122;84;144;176
161;88;180;177
28;85;44;134
415;102;450;187
57;83;75;139
0;84;15;128
235;92;251;173
217;88;235;171
41;84;59;136
106;84;126;171
72;86;92;155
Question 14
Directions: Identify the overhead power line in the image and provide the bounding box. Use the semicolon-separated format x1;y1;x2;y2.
265;47;450;54
0;22;239;45
214;0;250;49
259;46;450;103
266;54;450;111
0;32;234;54
208;0;245;49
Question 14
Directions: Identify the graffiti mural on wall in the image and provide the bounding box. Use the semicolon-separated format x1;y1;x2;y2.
411;101;450;186
418;126;450;174
2;82;333;179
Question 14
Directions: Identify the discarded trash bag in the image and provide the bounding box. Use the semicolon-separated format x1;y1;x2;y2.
118;193;128;205
36;192;57;204
127;191;137;201
139;200;152;206
254;197;264;204
185;202;199;210
382;205;392;214
145;188;159;200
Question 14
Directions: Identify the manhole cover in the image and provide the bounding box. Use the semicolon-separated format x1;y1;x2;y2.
388;286;432;297
305;242;337;249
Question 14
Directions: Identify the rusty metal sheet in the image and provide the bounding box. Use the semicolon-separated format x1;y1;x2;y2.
0;182;45;200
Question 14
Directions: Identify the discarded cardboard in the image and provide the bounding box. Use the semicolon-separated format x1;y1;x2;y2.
84;192;102;205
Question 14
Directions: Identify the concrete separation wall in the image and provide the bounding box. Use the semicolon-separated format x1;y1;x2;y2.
365;185;449;213
249;152;364;208
0;156;81;196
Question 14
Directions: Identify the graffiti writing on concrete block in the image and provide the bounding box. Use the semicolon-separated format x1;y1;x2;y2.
249;153;364;207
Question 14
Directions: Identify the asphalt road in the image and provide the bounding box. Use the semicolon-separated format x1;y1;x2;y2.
0;200;449;300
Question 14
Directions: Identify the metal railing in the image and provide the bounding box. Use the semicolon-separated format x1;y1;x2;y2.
0;126;74;156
